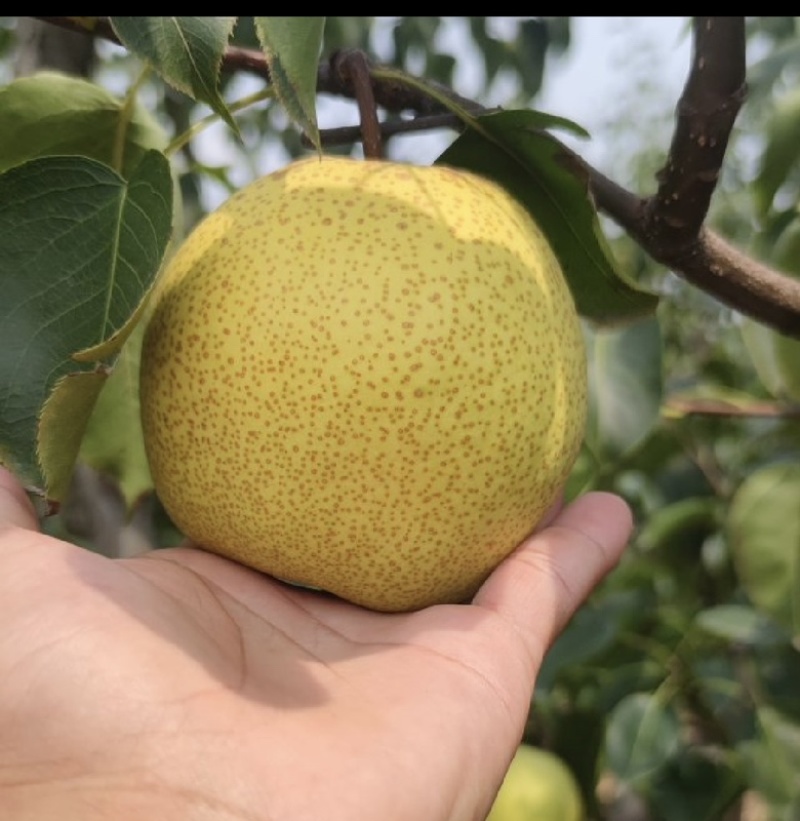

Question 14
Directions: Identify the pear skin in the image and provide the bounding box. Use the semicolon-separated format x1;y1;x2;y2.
140;156;587;612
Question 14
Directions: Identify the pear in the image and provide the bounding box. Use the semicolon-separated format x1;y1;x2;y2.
487;744;585;821
139;156;587;612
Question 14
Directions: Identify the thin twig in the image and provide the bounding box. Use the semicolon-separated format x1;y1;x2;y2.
302;112;475;149
331;50;383;159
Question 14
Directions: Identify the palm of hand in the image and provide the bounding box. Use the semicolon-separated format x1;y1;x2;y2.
1;532;537;821
0;487;630;821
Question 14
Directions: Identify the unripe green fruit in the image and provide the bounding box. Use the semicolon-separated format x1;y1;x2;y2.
487;745;585;821
140;156;587;612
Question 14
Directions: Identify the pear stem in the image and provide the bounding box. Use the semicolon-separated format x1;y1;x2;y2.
332;49;383;160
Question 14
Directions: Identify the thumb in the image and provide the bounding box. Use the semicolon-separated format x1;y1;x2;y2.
474;491;633;662
0;467;41;531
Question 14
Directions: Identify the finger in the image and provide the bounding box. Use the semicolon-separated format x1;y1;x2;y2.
0;467;40;532
535;490;565;531
473;491;633;663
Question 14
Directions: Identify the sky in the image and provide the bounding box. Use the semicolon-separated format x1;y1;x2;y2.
395;16;693;168
537;17;692;160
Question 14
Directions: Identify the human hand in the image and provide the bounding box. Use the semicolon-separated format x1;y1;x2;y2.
0;466;631;821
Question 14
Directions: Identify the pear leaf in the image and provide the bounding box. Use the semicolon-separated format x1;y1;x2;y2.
255;17;326;153
79;321;153;509
605;692;681;787
38;371;110;503
0;71;169;177
0;151;173;503
741;218;800;401
585;316;663;458
741;319;800;402
753;87;800;216
110;16;239;135
738;706;800;808
437;109;659;326
728;461;800;640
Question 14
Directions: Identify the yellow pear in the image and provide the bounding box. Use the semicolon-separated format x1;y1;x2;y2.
139;155;587;612
487;744;586;821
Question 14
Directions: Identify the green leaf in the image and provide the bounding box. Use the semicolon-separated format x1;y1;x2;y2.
727;461;800;640
586;315;663;458
637;497;718;554
695;604;789;647
738;706;800;808
255;17;325;152
604;692;681;787
110;16;238;135
0;152;173;503
393;17;441;69
436;109;659;326
741;219;800;402
771;333;800;402
648;746;743;821
635;496;720;582
535;599;622;690
79;321;152;509
514;20;549;99
741;319;800;402
748;37;800;104
38;371;109;503
0;71;169;177
535;589;652;693
753;87;800;216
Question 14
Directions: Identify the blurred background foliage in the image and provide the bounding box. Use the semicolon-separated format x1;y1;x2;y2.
1;16;799;821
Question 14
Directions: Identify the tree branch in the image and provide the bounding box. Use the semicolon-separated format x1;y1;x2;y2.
32;15;800;338
579;17;800;337
586;165;800;334
647;17;747;244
